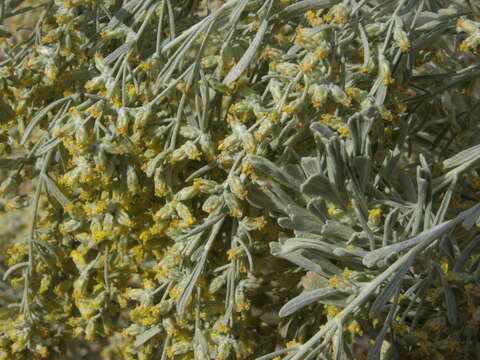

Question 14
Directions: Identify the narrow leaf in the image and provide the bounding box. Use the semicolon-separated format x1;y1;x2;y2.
223;17;268;85
134;325;162;347
279;288;346;317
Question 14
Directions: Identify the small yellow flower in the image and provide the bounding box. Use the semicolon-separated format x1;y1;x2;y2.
324;305;340;318
255;216;267;230
36;345;49;358
337;125;351;138
342;267;353;280
169;286;183;300
347;320;362;335
327;204;342;218
441;260;449;273
328;275;341;288
286;340;300;348
368;208;382;222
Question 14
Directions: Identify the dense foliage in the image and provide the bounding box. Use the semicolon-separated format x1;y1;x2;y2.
1;1;480;359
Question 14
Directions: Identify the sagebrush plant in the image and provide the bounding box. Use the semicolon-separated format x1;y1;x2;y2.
0;0;480;359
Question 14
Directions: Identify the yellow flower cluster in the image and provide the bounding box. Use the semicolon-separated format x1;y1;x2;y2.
0;1;479;360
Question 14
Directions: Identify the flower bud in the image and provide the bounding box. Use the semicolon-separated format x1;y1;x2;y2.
154;202;176;221
228;176;248;200
182;141;201;160
329;84;351;107
310;84;329;108
200;54;219;69
202;195;223;213
364;23;387;37
209;274;226;293
85;76;106;92
154;167;168;197
126;164;140;193
133;104;152;131
174;201;195;225
193;178;220;194
116;107;130;135
393;25;411;52
225;192;243;218
457;17;479;34
175;186;199;201
276;62;299;77
268;79;283;103
199;134;216;161
378;54;394;85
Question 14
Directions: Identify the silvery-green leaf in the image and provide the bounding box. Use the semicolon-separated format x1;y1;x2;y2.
266;182;301;210
246;184;283;213
257;347;298;360
223;17;268;85
325;138;347;194
333;246;367;258
462;205;480;230
334;326;346;360
277;0;341;18
236;236;254;272
369;251;416;318
351;156;370;195
177;214;225;241
281;238;336;256
278;216;323;233
2;262;28;281
286;203;317;219
399;169;417;202
301;272;329;291
301;157;321;177
434;178;456;225
157;29;203;85
32;239;60;261
134;325;162;347
439;268;458;326
301;173;342;204
375;84;387;105
287;43;303;57
368;301;396;360
194;327;209;357
285;164;306;184
36;137;62;156
383;208;399;246
279;288;348;317
177;252;207;316
270;242;325;275
160;0;237;54
177;217;224;315
249;155;301;191
411;22;451;52
443;143;480;169
307;198;328;222
43;174;71;208
322;220;355;240
363;210;474;268
358;23;370;70
21;97;71;145
377;148;401;183
453;234;480;272
104;40;136;65
310;122;335;141
107;0;143;30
